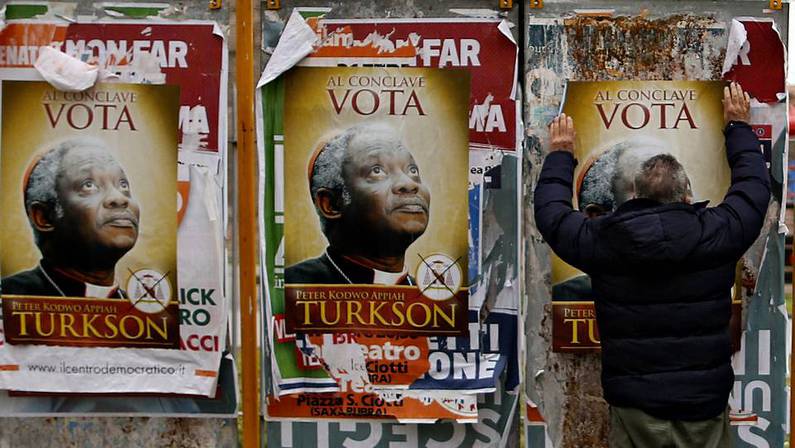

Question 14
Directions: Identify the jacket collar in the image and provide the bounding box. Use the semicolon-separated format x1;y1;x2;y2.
613;198;708;217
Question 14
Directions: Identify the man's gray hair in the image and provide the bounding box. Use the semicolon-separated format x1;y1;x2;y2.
309;123;396;232
24;138;105;244
634;154;689;204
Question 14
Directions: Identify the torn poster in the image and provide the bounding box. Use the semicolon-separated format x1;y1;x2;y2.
0;17;228;398
267;382;517;445
723;18;786;103
33;46;116;92
0;20;227;158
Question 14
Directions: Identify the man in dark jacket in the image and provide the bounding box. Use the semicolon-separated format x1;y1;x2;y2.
534;82;770;447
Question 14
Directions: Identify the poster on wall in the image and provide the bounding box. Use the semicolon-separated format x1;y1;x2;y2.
282;66;470;337
551;80;740;352
259;15;521;423
0;79;216;396
0;81;179;349
722;17;788;447
0;12;232;412
270;65;476;422
723;18;786;104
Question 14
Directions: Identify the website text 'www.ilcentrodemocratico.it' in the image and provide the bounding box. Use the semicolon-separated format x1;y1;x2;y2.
26;362;187;376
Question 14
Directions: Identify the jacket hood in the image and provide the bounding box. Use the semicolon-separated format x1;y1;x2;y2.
600;198;705;266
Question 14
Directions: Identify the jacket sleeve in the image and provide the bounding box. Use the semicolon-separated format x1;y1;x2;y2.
533;151;599;272
690;122;771;265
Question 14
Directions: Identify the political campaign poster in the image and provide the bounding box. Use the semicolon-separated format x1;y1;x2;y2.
0;81;179;349
0;17;229;237
550;80;739;352
0;14;230;403
283;66;469;336
259;16;521;423
271;65;474;422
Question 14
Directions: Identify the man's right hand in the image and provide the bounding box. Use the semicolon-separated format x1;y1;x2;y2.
549;113;575;154
723;82;751;125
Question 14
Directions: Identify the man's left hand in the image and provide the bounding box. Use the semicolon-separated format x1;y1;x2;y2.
549;113;575;154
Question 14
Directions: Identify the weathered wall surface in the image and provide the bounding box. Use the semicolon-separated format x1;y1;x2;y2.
522;2;788;447
0;417;238;447
0;0;238;445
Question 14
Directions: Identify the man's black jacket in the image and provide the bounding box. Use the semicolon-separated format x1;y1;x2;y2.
533;123;770;421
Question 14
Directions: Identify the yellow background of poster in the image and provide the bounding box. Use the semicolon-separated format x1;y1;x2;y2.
283;67;469;277
0;81;178;294
553;80;729;286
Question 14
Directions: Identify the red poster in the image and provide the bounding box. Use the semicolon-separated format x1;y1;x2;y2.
0;21;226;154
724;19;785;103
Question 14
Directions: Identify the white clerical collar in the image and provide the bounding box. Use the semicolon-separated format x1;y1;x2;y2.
373;268;408;285
85;282;117;298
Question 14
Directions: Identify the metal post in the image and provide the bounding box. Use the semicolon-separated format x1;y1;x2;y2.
235;0;260;445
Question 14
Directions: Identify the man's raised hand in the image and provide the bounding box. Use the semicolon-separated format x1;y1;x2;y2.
723;82;751;125
549;113;575;154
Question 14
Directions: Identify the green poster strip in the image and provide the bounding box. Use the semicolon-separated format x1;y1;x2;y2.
4;4;48;20
102;6;166;18
297;9;330;19
261;80;329;382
